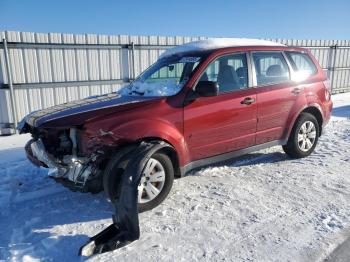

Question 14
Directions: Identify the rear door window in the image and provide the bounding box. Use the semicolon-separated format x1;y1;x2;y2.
252;52;290;86
286;51;317;77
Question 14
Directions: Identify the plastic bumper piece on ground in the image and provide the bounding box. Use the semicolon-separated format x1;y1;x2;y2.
79;141;168;256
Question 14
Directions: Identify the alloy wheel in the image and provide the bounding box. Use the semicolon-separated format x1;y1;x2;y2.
297;121;317;152
138;158;166;203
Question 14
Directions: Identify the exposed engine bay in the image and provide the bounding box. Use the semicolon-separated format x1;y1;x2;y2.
26;127;104;193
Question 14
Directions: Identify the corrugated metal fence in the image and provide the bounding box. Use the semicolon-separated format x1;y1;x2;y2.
0;31;349;134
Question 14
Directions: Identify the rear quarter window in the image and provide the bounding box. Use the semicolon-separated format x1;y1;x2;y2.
286;52;318;76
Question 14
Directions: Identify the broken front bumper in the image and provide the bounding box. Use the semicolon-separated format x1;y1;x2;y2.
25;139;47;168
25;139;101;192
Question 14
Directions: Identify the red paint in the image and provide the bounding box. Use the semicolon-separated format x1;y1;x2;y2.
80;46;332;168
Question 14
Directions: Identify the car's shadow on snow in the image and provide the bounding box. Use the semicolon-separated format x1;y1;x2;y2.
332;105;350;118
187;151;289;176
228;152;288;167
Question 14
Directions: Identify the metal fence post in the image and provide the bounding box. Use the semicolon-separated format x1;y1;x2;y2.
327;44;338;94
330;44;338;94
120;45;130;83
131;42;136;80
2;38;18;132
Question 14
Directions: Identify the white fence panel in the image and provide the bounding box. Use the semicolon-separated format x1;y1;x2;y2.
0;31;349;134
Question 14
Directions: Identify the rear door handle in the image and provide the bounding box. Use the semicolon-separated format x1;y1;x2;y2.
241;97;256;105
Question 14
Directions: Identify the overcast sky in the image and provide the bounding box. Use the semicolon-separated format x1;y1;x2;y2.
0;0;349;39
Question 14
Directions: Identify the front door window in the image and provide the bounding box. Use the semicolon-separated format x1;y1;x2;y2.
198;53;249;94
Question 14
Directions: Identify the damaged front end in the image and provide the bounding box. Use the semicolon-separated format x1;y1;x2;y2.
18;93;156;193
17;92;172;256
26;128;104;193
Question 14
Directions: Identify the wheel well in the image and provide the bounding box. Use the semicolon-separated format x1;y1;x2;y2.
301;107;323;135
158;147;181;178
138;137;181;178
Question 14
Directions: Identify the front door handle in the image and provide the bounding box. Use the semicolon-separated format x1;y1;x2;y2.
241;97;256;105
292;87;302;95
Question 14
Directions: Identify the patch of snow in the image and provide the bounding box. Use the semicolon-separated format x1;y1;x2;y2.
160;38;285;59
0;133;31;150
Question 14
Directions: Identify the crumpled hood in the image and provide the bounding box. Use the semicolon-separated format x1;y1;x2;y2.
19;93;158;130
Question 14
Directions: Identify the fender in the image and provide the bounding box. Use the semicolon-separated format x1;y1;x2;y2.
84;118;190;167
306;102;325;120
116;119;190;166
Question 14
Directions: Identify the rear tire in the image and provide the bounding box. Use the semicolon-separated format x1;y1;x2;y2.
103;151;174;213
283;112;320;158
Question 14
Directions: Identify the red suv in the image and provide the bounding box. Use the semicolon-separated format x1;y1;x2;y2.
19;39;333;212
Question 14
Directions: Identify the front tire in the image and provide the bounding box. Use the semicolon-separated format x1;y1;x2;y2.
283;112;320;158
103;151;174;213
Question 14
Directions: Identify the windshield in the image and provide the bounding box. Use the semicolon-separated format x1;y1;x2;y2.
118;56;202;97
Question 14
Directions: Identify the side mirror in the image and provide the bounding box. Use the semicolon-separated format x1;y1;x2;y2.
195;81;219;97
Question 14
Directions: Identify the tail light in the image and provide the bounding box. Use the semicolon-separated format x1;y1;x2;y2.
323;80;331;101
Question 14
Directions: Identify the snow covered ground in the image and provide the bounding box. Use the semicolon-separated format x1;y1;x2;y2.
1;93;350;262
